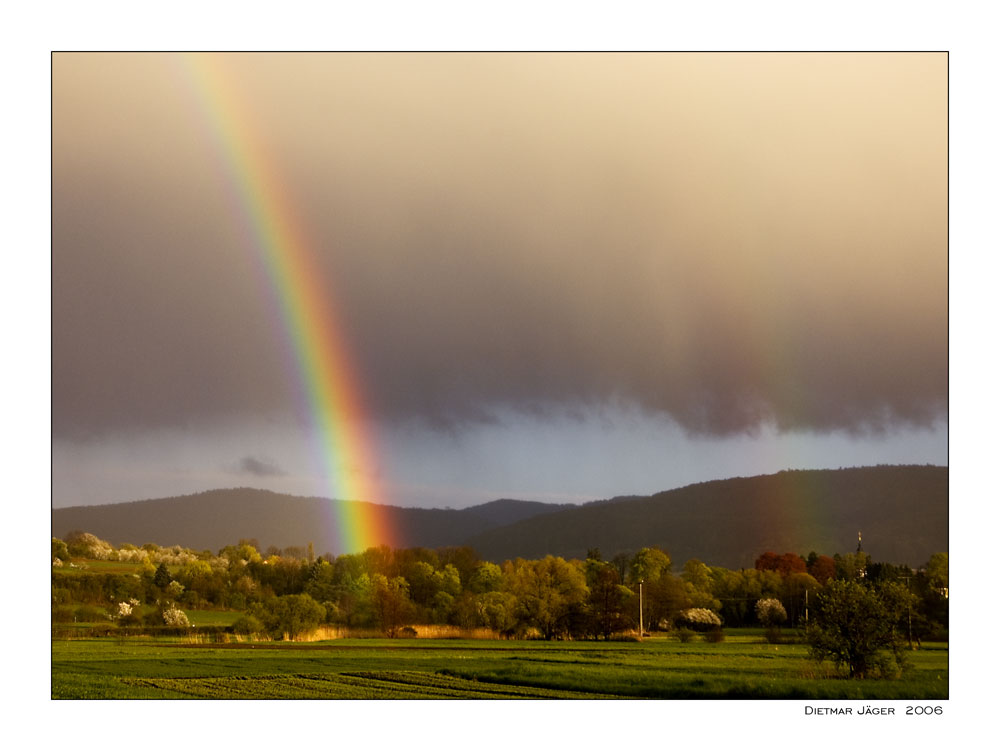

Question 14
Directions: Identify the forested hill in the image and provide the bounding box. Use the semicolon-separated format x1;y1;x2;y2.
51;489;574;556
465;466;947;568
52;466;946;566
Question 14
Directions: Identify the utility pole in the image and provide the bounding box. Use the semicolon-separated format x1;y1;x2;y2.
638;579;644;640
899;574;914;649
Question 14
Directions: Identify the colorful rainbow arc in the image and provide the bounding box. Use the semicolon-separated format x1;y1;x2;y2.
181;53;393;554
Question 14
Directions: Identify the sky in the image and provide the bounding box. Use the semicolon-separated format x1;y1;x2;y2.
51;51;947;509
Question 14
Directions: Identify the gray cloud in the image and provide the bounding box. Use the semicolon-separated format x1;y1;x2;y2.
52;53;947;440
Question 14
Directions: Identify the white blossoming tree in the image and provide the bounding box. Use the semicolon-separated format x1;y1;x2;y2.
676;607;722;632
162;605;191;628
66;532;116;560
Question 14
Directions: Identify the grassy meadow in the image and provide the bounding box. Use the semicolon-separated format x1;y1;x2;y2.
51;631;948;700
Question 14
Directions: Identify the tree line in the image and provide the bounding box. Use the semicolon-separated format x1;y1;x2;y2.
53;531;947;644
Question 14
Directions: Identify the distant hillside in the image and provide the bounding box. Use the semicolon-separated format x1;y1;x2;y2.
52;466;947;567
51;489;573;556
465;466;947;568
457;498;578;526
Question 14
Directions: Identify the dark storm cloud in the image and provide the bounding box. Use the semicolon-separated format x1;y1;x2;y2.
52;53;947;439
236;456;286;478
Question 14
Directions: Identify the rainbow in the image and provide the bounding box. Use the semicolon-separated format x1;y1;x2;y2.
180;53;394;554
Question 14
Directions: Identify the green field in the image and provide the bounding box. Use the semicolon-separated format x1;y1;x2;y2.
183;610;244;627
55;559;148;575
51;632;948;699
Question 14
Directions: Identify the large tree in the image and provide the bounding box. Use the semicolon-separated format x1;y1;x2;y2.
755;551;807;575
586;561;629;640
805;579;914;678
371;574;415;637
924;552;948;591
680;559;721;611
641;573;691;630
153;562;172;589
506;556;588;640
629;547;671;586
251;593;326;640
807;554;837;583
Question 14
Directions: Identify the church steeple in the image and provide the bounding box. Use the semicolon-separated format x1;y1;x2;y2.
856;531;867;578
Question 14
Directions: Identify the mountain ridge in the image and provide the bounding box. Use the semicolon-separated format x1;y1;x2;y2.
51;487;575;555
465;466;947;567
52;465;947;567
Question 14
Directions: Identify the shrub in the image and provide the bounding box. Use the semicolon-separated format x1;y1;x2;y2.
74;605;105;623
755;598;787;627
119;613;142;627
399;626;418;638
705;627;725;643
232;614;265;636
925;625;948;642
167;580;186;599
52;605;76;623
676;627;695;643
52;538;71;561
